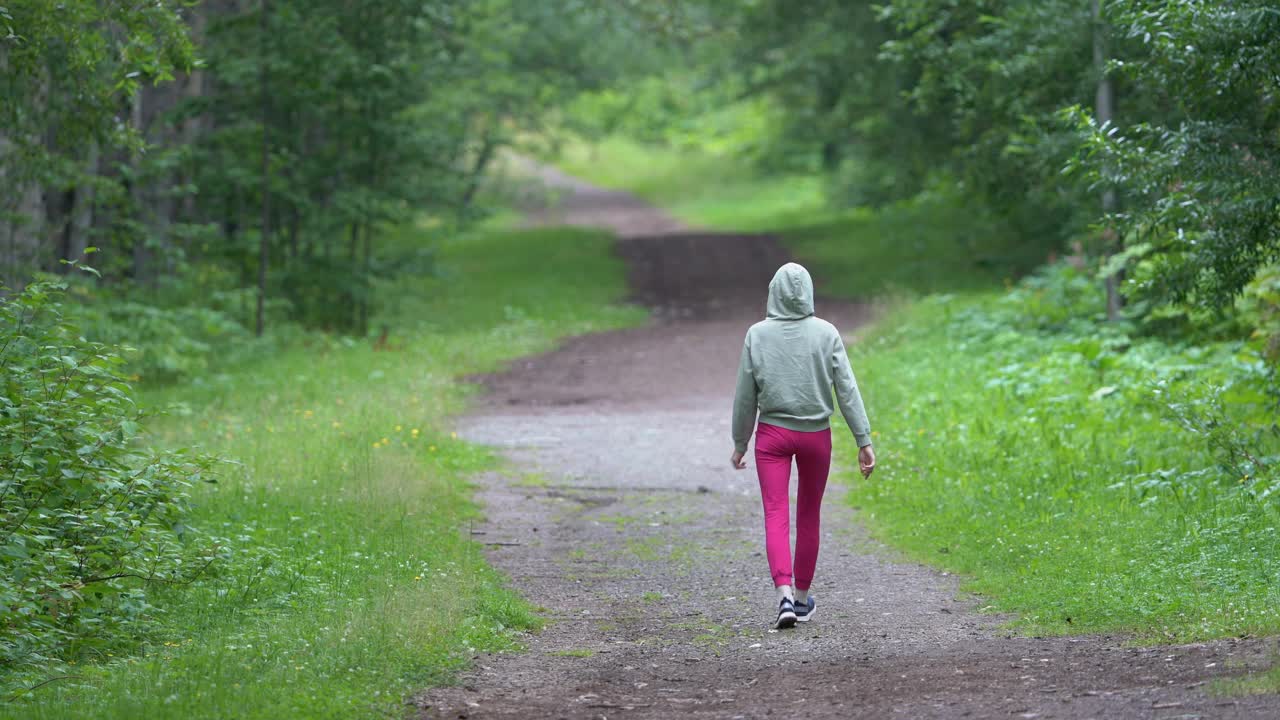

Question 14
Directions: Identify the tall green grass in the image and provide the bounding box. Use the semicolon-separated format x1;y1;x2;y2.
844;280;1280;641
2;226;644;718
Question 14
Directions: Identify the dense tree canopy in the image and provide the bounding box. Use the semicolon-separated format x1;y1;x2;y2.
0;0;648;332
560;0;1280;318
3;0;1278;322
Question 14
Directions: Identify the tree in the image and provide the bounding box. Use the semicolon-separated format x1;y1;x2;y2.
1072;0;1280;311
0;1;194;290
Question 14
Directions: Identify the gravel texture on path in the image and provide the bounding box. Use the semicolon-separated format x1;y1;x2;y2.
415;164;1280;719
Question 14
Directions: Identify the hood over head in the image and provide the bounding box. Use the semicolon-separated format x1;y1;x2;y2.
766;262;815;320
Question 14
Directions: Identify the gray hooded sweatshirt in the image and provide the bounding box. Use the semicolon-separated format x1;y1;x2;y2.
731;263;872;453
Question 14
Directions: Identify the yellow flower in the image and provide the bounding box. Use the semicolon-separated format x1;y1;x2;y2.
429;445;437;453
450;432;457;439
411;428;420;437
372;441;382;449
395;425;403;432
332;421;342;429
381;437;389;445
414;575;422;581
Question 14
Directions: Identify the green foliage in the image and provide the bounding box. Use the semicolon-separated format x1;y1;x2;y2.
1239;266;1280;365
0;0;195;284
1068;0;1280;310
879;0;1098;242
73;300;253;384
720;0;944;188
0;281;218;682
843;272;1280;641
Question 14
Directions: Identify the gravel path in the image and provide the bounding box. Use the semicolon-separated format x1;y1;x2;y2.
415;164;1280;719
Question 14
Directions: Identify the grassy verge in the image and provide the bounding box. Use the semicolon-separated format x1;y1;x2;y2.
843;279;1280;642
3;225;644;718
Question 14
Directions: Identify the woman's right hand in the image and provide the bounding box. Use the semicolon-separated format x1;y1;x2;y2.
858;445;876;478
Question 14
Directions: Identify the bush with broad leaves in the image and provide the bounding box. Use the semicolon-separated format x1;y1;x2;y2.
0;279;222;675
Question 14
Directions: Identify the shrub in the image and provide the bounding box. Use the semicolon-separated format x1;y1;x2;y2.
0;280;220;679
72;297;254;384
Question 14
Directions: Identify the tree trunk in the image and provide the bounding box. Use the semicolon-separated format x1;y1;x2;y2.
459;131;498;215
1;56;47;290
129;87;153;287
65;143;100;266
817;74;844;174
359;222;371;336
4;177;45;290
1094;0;1121;321
256;0;272;337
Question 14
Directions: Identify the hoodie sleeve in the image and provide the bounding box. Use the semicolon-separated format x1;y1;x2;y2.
832;333;872;447
731;333;759;454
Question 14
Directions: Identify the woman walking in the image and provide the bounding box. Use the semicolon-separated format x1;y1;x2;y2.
731;263;876;629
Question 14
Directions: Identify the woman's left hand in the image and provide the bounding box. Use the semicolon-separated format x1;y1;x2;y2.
730;450;747;469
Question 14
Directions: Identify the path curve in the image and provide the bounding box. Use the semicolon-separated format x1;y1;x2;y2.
416;165;1279;719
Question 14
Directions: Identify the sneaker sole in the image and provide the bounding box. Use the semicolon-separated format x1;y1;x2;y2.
775;611;797;629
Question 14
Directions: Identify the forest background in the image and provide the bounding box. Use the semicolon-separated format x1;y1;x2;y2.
4;0;1280;716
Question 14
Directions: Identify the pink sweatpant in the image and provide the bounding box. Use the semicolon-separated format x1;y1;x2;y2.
754;422;832;590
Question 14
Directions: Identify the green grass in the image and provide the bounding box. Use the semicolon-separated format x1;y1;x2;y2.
548;135;825;231
3;225;644;718
842;286;1280;643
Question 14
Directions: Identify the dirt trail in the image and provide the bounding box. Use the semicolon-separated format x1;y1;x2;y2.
416;166;1279;719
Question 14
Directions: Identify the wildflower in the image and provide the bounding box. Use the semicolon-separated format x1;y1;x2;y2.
332;421;342;429
411;428;420;437
429;445;437;453
395;425;403;432
450;432;457;439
